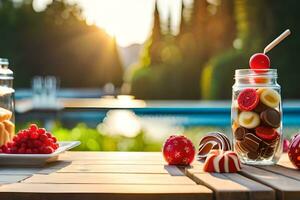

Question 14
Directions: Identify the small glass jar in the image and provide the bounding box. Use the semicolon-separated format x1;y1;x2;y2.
0;58;15;147
231;69;282;165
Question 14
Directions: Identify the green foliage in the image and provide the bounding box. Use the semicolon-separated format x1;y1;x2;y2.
201;0;300;99
130;0;236;99
51;123;162;151
201;49;247;99
0;0;123;88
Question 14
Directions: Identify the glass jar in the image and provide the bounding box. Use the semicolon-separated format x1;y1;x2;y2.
231;69;282;165
0;58;15;147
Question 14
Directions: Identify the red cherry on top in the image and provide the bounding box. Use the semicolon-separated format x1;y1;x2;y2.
249;53;270;70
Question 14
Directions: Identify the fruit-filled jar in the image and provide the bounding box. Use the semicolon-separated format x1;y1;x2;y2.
231;69;282;165
0;58;15;147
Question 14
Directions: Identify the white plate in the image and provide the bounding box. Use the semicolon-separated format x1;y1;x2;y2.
0;141;80;166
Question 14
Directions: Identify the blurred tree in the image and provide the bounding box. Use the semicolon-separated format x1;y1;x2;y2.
149;1;163;65
131;0;236;99
201;0;300;99
0;0;123;88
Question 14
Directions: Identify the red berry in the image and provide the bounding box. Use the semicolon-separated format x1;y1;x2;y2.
44;138;54;146
46;132;52;138
42;146;54;154
21;143;27;149
13;136;19;142
11;147;18;153
32;148;39;154
249;53;270;70
37;128;46;135
255;126;279;141
6;142;13;148
27;141;34;148
29;124;38;132
39;134;48;142
30;132;39;139
51;143;59;150
237;88;259;111
33;140;43;148
18;148;26;154
25;149;32;154
51;137;57;143
163;135;195;165
6;124;59;154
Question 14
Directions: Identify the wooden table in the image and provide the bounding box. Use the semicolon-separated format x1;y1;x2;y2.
0;152;299;200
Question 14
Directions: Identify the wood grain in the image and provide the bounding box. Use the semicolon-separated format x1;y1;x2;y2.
186;161;275;200
23;173;195;185
240;164;300;200
0;175;30;184
56;164;174;174
0;183;213;200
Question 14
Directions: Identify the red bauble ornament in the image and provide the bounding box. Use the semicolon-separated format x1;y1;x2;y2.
283;138;290;153
288;134;300;169
163;135;195;165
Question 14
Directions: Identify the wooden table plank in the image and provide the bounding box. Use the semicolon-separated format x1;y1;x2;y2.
0;183;213;200
60;152;163;161
187;161;275;200
23;173;195;185
69;159;165;165
0;167;42;175
56;164;175;174
239;164;300;200
0;175;30;184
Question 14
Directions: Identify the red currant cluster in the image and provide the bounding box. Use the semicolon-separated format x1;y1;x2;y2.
0;124;59;154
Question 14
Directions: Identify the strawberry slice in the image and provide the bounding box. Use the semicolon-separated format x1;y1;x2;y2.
255;126;279;141
237;88;259;111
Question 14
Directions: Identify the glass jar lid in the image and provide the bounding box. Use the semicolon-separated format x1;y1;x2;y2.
0;58;13;76
234;69;277;79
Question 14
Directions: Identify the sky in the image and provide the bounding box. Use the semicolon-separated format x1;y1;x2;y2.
32;0;191;47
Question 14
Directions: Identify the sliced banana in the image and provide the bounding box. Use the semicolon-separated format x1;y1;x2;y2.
0;122;5;146
238;111;260;129
260;89;280;108
232;120;239;132
3;120;15;140
0;107;12;122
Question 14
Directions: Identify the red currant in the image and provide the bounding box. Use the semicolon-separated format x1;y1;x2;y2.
46;132;52;138
18;148;26;154
249;53;270;70
37;128;46;135
42;146;54;154
51;137;57;143
32;148;39;154
39;134;48;142
2;124;59;155
30;132;39;139
29;124;38;132
33;140;43;148
25;149;32;154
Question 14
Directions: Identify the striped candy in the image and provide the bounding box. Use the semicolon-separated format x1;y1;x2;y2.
198;132;231;161
203;150;241;173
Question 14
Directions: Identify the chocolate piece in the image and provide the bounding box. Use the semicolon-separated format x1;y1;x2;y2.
247;151;259;160
261;147;275;158
260;108;281;128
253;102;270;113
198;132;231;160
260;136;279;158
238;133;263;160
234;127;247;141
235;142;247;153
